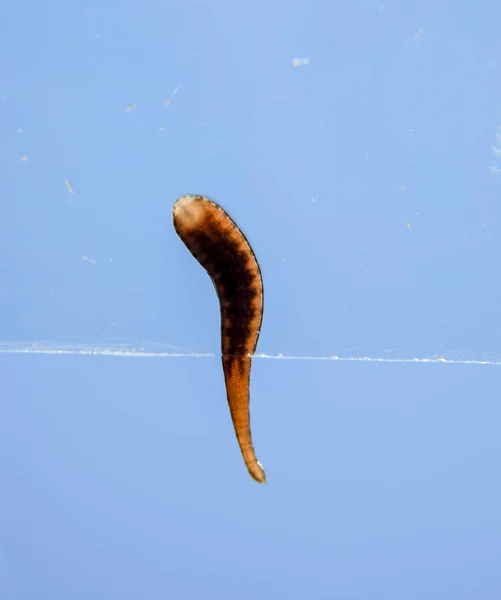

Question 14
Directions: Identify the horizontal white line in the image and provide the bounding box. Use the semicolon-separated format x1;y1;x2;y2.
0;343;500;365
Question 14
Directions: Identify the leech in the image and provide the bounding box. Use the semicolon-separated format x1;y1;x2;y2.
173;195;266;484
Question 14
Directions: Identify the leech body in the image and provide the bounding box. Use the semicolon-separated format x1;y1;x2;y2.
173;195;266;484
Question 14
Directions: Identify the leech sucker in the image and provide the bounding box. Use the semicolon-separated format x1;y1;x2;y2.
173;195;266;484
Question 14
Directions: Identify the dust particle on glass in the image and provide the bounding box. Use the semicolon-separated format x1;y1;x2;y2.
165;84;182;106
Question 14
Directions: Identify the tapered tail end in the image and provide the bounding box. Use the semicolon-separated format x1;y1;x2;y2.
248;460;266;484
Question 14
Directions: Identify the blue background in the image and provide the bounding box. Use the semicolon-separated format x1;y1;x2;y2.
1;1;501;598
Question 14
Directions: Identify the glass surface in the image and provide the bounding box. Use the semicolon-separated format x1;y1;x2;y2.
2;2;500;598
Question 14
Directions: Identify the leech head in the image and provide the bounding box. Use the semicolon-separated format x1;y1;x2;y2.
173;195;207;232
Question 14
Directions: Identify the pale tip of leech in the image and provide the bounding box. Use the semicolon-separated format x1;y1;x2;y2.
250;461;266;484
173;195;207;231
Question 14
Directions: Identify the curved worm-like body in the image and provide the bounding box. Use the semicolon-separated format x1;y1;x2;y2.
173;195;265;484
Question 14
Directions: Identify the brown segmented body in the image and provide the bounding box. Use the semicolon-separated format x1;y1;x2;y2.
172;195;266;484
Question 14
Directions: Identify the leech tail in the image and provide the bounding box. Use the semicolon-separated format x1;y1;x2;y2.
222;356;266;484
